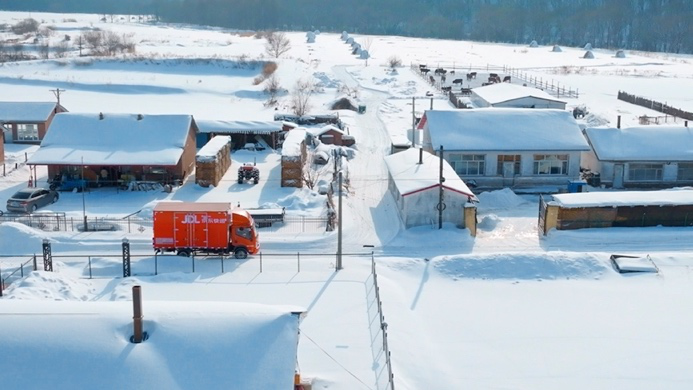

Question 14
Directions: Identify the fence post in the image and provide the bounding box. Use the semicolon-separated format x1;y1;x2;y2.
155;253;158;275
221;255;224;274
0;265;3;297
42;239;53;272
192;252;195;273
88;256;92;279
297;252;300;273
122;238;131;277
32;254;37;271
260;252;263;273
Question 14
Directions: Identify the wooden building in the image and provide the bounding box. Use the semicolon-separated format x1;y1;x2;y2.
539;189;693;234
28;113;198;188
0;102;67;144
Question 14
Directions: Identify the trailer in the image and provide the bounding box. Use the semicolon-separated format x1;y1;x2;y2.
152;202;260;259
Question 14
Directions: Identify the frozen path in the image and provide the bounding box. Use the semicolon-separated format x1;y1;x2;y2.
332;65;402;252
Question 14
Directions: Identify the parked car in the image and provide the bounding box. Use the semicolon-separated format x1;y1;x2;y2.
6;188;59;213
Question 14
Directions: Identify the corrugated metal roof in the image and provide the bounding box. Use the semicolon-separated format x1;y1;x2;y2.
196;120;287;134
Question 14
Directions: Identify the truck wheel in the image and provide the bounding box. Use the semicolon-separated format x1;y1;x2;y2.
177;249;191;257
234;247;249;259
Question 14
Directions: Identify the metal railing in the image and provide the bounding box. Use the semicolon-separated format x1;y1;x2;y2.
0;255;37;296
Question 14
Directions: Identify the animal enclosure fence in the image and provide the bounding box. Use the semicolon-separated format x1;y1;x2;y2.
618;91;693;121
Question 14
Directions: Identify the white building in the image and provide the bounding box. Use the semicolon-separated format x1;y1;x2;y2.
582;125;693;188
0;299;302;389
419;108;590;189
384;148;477;229
470;83;566;109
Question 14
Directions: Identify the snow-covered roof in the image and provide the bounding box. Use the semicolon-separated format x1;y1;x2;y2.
384;148;477;200
28;113;195;166
472;83;566;105
282;128;306;157
0;299;301;389
196;135;230;162
423;108;590;152
0;102;63;122
197;120;291;134
308;124;345;137
552;188;693;208
584;126;693;161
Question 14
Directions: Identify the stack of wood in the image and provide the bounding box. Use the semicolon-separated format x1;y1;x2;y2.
281;129;307;188
195;136;231;188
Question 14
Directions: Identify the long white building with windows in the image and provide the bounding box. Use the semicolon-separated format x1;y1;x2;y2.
418;108;590;189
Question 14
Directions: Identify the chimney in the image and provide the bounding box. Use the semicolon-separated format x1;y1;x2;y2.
99;112;104;120
616;115;621;129
137;114;143;121
131;285;144;343
418;148;423;164
685;120;688;128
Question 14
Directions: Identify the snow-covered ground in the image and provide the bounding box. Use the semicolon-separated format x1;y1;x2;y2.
2;11;693;390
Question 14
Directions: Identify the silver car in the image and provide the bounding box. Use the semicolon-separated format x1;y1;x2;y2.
6;188;59;213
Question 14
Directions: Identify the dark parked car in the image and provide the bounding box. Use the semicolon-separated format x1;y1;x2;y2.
6;188;59;213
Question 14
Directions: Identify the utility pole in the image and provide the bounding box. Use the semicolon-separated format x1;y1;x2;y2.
411;97;416;147
50;88;65;106
336;171;343;270
438;145;445;229
81;156;87;231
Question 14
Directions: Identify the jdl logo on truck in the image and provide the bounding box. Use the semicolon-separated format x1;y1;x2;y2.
181;214;227;224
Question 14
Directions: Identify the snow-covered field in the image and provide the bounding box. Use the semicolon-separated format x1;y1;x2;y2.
2;11;693;390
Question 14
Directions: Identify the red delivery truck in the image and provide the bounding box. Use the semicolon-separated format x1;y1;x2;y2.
153;202;259;259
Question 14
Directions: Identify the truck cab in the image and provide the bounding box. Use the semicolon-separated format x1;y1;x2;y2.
230;209;260;258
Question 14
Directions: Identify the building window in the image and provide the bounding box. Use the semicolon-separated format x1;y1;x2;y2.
497;155;521;175
449;154;485;176
628;163;663;181
533;154;568;175
678;163;693;181
17;124;39;141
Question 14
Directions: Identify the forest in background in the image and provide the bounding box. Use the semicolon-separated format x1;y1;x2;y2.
3;0;692;54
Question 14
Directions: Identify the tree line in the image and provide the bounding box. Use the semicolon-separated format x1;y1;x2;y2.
4;0;692;54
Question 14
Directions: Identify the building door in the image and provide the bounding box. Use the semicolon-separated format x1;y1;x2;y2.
613;164;624;188
502;162;515;186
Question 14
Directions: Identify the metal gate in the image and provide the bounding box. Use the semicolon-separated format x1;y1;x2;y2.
538;195;548;235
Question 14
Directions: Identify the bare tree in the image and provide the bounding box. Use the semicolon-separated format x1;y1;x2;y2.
263;75;282;107
54;40;70;58
362;37;373;66
264;31;291;58
291;78;314;116
38;41;50;59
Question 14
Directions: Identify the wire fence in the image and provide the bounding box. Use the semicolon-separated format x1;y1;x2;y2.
367;254;395;390
0;213;329;234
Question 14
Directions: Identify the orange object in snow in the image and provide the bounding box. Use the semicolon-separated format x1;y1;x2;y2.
153;202;259;259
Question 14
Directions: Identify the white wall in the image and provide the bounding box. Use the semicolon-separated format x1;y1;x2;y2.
445;150;583;188
493;96;566;110
399;187;468;228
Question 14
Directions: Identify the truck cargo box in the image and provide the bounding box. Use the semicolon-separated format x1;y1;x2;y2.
153;202;232;250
